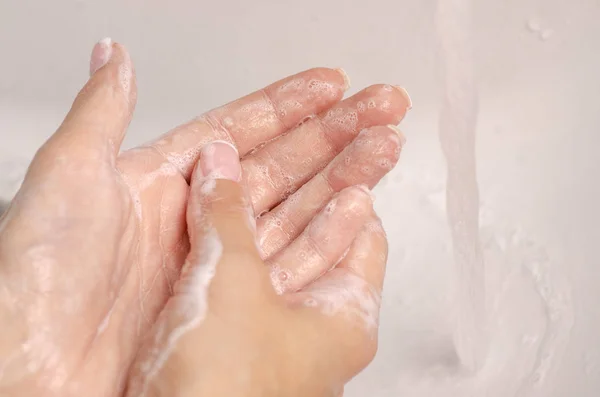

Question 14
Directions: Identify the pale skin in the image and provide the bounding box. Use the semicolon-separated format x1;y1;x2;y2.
0;39;410;396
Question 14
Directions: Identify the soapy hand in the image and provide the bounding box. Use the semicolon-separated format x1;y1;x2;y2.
0;39;409;396
125;141;391;397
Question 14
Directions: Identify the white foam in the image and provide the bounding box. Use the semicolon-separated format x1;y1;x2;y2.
278;78;305;93
200;177;217;196
305;270;382;335
307;79;337;95
223;116;234;127
323;108;359;134
118;62;132;96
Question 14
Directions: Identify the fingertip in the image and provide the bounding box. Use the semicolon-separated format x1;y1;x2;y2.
393;86;413;110
41;38;137;162
187;141;258;257
327;185;375;223
86;39;136;99
89;37;113;76
355;84;411;125
194;140;241;184
385;124;407;147
323;185;374;224
324;126;402;190
340;215;388;291
189;140;243;227
334;68;351;92
358;125;404;162
354;184;376;203
89;39;136;102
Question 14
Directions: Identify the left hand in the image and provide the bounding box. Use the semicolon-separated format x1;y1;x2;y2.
0;39;409;397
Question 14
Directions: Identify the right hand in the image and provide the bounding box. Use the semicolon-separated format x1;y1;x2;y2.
126;140;394;397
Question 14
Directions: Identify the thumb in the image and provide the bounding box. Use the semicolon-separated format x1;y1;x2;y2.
35;38;137;168
124;142;262;397
185;141;261;279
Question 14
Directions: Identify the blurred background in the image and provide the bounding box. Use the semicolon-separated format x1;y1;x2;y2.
1;0;599;395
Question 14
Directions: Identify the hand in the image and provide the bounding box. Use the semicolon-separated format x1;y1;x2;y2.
0;39;409;396
126;141;390;397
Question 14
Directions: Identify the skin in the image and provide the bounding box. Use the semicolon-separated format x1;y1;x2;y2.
0;39;410;397
126;141;391;397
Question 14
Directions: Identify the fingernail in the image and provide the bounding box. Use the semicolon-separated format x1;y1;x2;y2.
355;184;376;202
335;68;351;91
90;38;113;76
198;140;241;182
386;124;407;146
393;86;412;110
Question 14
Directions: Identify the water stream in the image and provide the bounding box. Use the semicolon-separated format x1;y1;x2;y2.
436;0;489;372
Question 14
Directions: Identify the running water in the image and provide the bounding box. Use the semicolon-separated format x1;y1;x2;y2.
435;0;489;372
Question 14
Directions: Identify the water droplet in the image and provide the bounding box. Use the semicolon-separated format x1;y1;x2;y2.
540;29;554;41
527;18;542;33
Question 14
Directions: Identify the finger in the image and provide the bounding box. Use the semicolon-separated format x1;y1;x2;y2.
292;215;388;381
335;216;388;291
243;84;411;213
258;125;403;259
125;142;260;397
186;141;254;254
39;38;136;165
183;141;265;296
143;68;349;179
267;186;374;294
